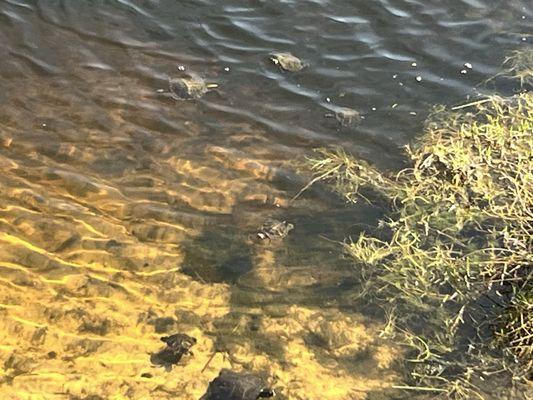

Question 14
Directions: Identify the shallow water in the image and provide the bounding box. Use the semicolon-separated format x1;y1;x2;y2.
0;0;530;399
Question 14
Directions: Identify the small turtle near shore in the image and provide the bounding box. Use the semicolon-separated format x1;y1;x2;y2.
168;74;218;100
256;219;294;241
200;369;275;400
150;333;196;370
325;106;362;127
270;52;306;72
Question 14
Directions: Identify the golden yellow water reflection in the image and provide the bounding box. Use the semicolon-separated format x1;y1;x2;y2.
0;74;399;399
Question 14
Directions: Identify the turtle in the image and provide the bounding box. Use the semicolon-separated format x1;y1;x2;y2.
200;369;275;400
325;106;361;127
256;219;294;241
150;333;196;370
168;74;218;100
269;52;306;72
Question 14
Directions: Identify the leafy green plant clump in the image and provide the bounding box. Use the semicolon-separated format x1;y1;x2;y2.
310;93;532;399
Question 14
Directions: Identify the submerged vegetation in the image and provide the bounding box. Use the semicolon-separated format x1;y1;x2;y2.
503;50;533;87
309;85;532;397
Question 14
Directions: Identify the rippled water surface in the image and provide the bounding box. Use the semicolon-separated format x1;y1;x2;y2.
0;0;530;399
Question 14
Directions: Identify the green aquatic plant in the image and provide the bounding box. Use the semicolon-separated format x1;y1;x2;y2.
503;49;533;87
308;93;532;399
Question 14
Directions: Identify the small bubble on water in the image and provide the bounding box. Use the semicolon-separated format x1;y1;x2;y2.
392;74;398;79
391;103;398;108
415;76;422;82
178;65;185;71
371;107;377;111
522;37;527;42
460;69;468;74
399;82;404;86
156;89;165;93
464;62;473;69
326;97;331;102
224;67;230;72
411;62;417;67
42;123;47;127
410;111;417;115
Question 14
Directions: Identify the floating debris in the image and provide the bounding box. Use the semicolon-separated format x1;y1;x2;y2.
168;74;218;100
256;219;293;241
200;369;275;400
270;52;306;72
150;333;196;370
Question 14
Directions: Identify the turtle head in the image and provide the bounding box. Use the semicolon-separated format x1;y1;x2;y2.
257;388;275;398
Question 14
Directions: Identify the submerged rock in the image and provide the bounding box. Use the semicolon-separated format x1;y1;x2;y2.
200;369;275;400
168;74;218;100
150;333;196;370
256;219;293;241
269;52;306;72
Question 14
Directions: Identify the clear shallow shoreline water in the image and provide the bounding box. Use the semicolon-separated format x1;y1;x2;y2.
0;0;530;398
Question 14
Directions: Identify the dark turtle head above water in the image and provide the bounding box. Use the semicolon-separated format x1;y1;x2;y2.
269;52;306;72
200;369;275;400
257;219;294;241
168;73;218;100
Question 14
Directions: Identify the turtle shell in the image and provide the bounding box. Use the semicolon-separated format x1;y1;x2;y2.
334;107;361;127
169;74;211;100
257;219;294;240
150;333;196;369
200;369;274;400
270;52;305;72
161;333;197;351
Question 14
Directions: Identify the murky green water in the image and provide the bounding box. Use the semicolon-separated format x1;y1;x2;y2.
0;0;530;399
